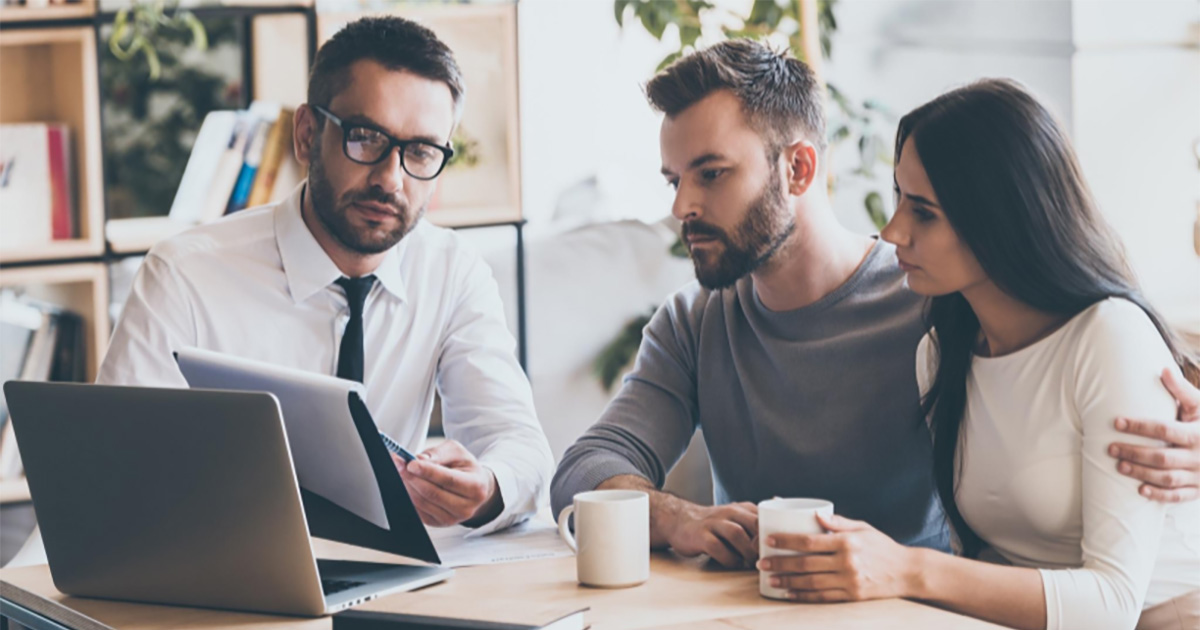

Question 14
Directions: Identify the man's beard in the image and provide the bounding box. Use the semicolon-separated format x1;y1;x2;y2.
684;168;795;290
307;142;423;255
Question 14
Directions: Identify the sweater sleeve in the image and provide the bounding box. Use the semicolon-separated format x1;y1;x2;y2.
550;292;701;519
1040;299;1179;630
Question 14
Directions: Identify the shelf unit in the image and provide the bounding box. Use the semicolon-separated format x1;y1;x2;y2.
0;24;105;264
0;2;317;508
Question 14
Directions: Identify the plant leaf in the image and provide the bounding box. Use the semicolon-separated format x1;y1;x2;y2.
669;234;689;258
656;50;683;72
614;0;632;27
865;191;888;231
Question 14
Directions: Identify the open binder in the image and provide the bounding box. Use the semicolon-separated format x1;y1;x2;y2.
174;347;440;564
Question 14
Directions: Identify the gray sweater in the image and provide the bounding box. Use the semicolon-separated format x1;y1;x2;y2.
552;240;949;549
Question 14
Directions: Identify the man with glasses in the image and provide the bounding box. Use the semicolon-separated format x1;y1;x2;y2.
98;16;553;533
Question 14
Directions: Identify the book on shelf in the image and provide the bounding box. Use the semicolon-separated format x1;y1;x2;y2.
0;123;76;251
108;103;299;253
0;290;88;481
226;116;272;213
246;107;295;208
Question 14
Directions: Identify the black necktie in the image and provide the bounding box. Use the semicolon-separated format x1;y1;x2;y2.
335;275;377;383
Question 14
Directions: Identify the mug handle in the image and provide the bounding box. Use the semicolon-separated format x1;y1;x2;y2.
557;506;578;553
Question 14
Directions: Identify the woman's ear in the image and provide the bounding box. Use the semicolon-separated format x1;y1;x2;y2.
293;104;317;166
782;139;821;197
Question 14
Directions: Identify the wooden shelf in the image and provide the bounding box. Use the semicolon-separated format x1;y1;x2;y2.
0;26;105;265
0;477;31;504
0;262;111;381
0;1;95;24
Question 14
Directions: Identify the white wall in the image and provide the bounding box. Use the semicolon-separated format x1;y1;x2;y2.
517;0;678;226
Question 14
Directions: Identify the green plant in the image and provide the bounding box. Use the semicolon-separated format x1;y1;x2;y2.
109;0;208;81
101;17;241;219
447;128;482;170
593;307;656;391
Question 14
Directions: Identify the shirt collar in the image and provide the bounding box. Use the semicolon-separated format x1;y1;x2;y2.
275;180;410;305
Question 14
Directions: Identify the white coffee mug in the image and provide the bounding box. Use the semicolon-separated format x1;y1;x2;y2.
557;490;649;588
758;497;834;600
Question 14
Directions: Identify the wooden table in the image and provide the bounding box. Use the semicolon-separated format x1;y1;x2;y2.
0;541;1006;630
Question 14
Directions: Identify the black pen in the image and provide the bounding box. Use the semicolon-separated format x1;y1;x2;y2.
378;431;417;463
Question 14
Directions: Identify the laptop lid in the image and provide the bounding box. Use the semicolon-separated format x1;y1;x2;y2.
3;382;329;616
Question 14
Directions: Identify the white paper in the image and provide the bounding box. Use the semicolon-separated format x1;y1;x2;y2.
428;518;574;568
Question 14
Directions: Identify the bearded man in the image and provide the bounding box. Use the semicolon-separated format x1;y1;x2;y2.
98;16;552;534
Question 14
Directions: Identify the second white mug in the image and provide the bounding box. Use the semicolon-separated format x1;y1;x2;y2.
557;489;649;588
758;497;835;600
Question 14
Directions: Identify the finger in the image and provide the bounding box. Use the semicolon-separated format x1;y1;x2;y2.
1117;462;1198;490
700;533;742;568
768;533;844;554
1138;484;1199;503
1109;443;1198;471
418;439;473;466
775;571;843;592
401;469;477;518
761;553;840;574
787;589;852;603
406;487;459;527
720;505;760;538
411;501;450;527
817;513;869;533
407;459;489;501
711;521;757;565
1114;418;1200;448
1161;368;1200;421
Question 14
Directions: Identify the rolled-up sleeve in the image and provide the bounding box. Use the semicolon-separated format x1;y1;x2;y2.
551;295;700;519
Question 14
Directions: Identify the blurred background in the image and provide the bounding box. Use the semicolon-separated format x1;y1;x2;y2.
1;0;1197;566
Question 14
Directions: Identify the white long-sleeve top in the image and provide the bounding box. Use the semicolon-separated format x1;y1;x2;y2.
917;298;1200;630
97;182;553;535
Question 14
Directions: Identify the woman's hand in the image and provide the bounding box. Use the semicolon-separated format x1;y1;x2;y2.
756;513;922;603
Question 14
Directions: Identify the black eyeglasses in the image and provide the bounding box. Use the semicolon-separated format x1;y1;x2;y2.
310;104;454;180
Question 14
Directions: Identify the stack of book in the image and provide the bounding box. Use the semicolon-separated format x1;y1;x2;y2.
106;102;301;252
0;123;77;252
0;290;87;481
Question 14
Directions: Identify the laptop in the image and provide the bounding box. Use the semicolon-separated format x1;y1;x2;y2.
2;381;453;617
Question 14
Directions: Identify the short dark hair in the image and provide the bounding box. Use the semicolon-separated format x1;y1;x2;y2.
308;16;465;122
645;39;826;154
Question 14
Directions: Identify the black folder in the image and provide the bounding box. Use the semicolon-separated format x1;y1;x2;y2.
301;392;440;564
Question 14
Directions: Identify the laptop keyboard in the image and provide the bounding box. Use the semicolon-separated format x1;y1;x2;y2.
322;579;366;596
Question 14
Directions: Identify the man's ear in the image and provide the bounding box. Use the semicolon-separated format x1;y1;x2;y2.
293;104;317;167
781;139;820;197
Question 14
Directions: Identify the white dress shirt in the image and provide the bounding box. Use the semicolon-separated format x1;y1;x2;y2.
917;298;1200;630
98;182;553;535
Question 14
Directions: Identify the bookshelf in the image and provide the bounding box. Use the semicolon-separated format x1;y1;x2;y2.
0;3;317;510
0;25;105;264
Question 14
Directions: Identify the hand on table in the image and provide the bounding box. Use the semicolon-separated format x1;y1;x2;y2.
662;501;759;569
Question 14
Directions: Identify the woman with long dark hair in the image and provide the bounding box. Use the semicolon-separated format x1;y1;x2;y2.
759;79;1200;630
